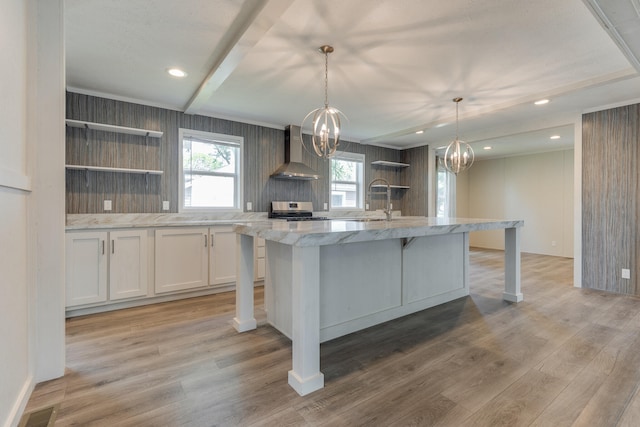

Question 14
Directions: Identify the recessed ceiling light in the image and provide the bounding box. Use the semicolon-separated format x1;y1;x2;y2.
167;68;187;78
435;123;449;128
437;146;447;150
550;135;561;140
483;146;492;150
534;99;550;105
416;130;424;134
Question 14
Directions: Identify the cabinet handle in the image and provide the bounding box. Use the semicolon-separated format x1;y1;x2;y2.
204;234;208;247
112;240;115;254
102;240;105;255
210;234;214;247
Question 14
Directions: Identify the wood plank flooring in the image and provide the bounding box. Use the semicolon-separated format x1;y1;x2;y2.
25;249;640;426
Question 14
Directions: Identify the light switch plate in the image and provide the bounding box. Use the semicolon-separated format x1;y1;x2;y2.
162;201;170;210
104;200;112;211
622;269;631;279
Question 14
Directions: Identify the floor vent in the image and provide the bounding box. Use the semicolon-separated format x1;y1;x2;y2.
18;404;59;427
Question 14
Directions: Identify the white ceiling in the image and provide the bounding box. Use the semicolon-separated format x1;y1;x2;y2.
65;0;640;160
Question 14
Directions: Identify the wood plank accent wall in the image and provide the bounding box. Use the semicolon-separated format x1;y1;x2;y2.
66;92;428;215
402;145;430;216
582;103;640;296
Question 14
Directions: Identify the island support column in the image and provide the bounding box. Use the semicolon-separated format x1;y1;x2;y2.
233;233;257;332
503;226;523;302
288;245;324;396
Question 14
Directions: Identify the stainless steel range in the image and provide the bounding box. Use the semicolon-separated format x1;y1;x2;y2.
268;201;328;221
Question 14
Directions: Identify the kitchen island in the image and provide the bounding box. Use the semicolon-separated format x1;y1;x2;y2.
233;217;524;396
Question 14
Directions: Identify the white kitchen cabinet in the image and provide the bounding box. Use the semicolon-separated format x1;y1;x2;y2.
155;228;209;293
66;231;108;307
66;230;149;308
209;226;237;286
254;237;266;280
109;229;148;300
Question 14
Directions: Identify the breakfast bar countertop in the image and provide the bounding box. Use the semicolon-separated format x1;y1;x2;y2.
233;217;524;247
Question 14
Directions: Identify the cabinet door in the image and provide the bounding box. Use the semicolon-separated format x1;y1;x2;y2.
209;226;237;286
155;228;208;294
66;231;108;307
109;230;148;301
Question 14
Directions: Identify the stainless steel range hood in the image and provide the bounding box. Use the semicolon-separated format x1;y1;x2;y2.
270;125;320;180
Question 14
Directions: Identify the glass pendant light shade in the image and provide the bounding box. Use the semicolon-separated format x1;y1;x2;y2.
443;97;474;175
301;45;346;159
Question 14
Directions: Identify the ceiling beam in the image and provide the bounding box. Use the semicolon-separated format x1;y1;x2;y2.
184;0;294;114
582;0;640;72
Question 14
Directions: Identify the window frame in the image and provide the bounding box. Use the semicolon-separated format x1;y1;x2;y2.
330;151;365;211
178;128;244;213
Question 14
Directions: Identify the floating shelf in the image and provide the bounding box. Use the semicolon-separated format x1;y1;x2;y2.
65;165;163;175
65;119;163;138
371;160;410;168
371;184;410;189
66;165;163;189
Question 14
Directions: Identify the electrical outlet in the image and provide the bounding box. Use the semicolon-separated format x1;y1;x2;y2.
103;200;112;211
324;202;328;210
622;269;631;279
162;201;170;210
246;202;252;211
365;203;369;210
551;240;557;247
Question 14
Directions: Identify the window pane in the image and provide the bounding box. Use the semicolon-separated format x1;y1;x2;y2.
436;164;456;217
184;140;237;173
331;182;358;208
184;175;236;208
330;153;364;210
332;159;357;181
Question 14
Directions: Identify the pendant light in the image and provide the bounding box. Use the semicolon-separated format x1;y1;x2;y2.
443;97;474;175
301;45;346;159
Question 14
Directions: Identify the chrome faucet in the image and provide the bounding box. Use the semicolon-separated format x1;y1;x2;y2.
367;178;393;221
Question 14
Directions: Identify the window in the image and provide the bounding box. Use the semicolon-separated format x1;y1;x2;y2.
330;152;365;210
179;128;243;212
436;160;456;217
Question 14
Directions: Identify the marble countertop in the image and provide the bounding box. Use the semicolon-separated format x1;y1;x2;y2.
65;213;268;230
65;210;391;230
233;217;524;247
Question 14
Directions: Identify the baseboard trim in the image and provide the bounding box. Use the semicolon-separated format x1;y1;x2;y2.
4;375;35;427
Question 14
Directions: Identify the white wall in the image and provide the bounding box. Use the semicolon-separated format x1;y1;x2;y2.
28;0;66;384
1;1;65;426
457;150;574;257
0;0;32;423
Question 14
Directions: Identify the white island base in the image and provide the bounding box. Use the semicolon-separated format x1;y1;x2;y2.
233;218;523;396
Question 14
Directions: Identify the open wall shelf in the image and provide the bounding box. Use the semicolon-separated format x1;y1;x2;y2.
66;165;163;189
371;160;410;168
65;119;163;138
65;165;163;175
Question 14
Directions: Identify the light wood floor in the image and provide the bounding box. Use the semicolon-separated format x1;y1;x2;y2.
25;249;640;426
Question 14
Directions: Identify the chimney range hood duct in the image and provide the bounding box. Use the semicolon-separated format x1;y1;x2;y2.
271;125;320;180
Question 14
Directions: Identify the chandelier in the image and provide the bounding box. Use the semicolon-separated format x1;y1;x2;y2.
443;97;474;175
301;45;346;159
